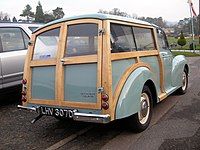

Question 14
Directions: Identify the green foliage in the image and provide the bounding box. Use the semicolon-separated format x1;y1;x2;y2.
43;13;55;23
53;7;65;20
168;36;200;50
20;4;34;22
177;31;186;47
35;1;44;23
172;51;200;57
174;15;199;36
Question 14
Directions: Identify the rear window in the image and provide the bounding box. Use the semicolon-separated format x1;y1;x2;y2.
133;27;155;50
110;24;136;53
32;28;60;60
65;23;98;57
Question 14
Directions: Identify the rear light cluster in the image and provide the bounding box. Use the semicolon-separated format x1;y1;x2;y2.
101;94;109;110
21;79;27;102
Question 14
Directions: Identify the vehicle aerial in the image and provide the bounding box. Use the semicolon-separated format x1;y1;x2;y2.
0;23;42;91
18;14;189;132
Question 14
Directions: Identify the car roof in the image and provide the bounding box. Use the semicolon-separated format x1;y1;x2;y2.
34;13;152;33
0;22;43;36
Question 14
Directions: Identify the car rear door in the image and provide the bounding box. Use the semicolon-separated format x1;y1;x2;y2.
0;27;29;88
27;19;103;110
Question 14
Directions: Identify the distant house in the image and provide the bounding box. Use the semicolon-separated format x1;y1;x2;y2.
163;28;175;36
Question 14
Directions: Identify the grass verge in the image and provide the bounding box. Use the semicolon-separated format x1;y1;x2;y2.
172;51;200;57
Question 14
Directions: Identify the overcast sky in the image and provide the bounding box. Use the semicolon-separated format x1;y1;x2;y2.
1;0;199;22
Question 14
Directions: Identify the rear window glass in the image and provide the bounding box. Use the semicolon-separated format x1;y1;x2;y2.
133;27;155;50
65;23;98;57
33;28;60;60
110;24;136;53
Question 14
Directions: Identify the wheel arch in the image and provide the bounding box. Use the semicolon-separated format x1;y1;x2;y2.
114;66;156;120
144;80;158;106
184;64;189;75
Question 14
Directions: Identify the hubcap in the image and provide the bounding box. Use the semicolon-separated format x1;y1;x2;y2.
138;93;150;125
182;72;187;91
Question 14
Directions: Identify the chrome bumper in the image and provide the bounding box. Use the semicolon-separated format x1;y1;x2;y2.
73;112;110;123
17;105;111;124
17;105;38;112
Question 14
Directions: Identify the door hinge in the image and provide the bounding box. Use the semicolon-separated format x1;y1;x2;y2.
97;87;104;93
98;29;105;36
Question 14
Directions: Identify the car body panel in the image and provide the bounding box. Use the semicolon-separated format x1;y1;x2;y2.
31;66;55;100
112;58;135;93
171;55;188;88
116;67;154;119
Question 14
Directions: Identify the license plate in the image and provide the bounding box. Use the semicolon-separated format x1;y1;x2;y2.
39;106;75;118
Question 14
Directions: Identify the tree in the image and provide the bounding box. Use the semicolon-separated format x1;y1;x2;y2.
20;4;34;22
35;1;44;23
43;12;55;23
52;7;64;20
12;17;17;22
138;16;166;28
177;31;187;47
2;16;11;22
98;8;130;17
0;12;10;21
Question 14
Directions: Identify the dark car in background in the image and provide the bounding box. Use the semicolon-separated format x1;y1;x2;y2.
0;23;42;92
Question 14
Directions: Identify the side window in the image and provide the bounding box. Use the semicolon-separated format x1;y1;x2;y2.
0;27;26;52
157;29;169;50
22;31;29;49
33;28;60;60
110;23;136;53
133;27;156;50
65;23;98;57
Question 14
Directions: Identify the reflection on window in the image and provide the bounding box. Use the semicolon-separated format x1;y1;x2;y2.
65;24;98;57
28;27;39;32
0;28;25;52
133;27;155;50
33;28;60;60
110;24;136;53
22;31;29;48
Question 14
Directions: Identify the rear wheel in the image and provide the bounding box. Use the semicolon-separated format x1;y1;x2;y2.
177;69;188;95
127;85;153;132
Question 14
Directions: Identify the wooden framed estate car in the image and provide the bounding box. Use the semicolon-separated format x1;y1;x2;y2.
18;14;189;132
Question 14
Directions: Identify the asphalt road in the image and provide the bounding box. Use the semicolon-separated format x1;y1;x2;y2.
0;57;199;150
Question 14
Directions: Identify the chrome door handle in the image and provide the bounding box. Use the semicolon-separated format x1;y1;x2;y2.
60;58;65;65
60;58;64;62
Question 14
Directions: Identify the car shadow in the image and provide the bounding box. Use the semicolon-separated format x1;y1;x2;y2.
0;85;22;106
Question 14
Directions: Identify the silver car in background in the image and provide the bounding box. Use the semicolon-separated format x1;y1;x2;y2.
0;23;42;91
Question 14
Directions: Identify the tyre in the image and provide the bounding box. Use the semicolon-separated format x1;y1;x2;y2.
127;85;153;133
177;69;188;95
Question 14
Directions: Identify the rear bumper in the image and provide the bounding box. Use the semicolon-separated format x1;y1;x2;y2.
17;105;111;124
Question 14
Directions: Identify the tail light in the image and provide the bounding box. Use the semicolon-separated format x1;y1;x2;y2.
101;93;109;110
21;95;27;102
22;79;27;85
21;91;26;96
102;102;109;110
21;79;27;103
102;94;109;102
